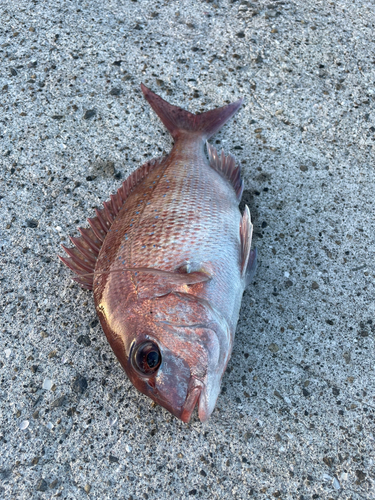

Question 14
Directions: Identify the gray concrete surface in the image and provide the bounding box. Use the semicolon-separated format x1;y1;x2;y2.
1;0;374;498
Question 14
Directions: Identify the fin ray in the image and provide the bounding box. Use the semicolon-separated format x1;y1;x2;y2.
207;143;244;200
240;205;255;282
69;236;97;263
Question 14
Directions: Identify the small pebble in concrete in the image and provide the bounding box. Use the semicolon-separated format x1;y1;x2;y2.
42;378;53;390
36;479;48;492
268;343;279;353
26;219;39;228
76;335;91;346
83;109;96;119
50;395;66;408
50;479;58;489
19;420;29;430
72;374;88;394
333;477;341;490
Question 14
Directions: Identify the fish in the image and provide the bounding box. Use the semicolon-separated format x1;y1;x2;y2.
59;84;257;423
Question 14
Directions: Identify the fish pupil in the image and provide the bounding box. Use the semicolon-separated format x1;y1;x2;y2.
146;351;159;368
134;341;161;374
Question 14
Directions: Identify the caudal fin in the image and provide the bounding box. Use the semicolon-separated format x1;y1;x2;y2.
141;83;243;141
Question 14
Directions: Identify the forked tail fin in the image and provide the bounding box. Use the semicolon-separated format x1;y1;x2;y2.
141;83;243;141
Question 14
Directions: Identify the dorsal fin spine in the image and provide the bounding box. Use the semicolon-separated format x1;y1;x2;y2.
110;193;119;213
103;202;114;223
61;246;93;273
87;218;105;242
69;236;97;263
78;228;101;252
94;208;109;233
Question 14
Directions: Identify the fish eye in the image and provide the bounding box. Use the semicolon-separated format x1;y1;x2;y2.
133;341;161;375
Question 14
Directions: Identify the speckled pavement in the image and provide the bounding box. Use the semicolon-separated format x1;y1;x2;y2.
1;1;374;499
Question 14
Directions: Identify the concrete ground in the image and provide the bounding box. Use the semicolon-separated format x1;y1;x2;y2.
1;0;374;498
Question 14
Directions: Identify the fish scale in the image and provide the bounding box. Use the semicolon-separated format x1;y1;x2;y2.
60;84;257;422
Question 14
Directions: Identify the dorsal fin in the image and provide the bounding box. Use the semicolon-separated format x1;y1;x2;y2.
240;205;257;285
59;157;162;290
206;142;244;201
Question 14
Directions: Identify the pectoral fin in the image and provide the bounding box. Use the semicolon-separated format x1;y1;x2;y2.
130;265;212;299
129;267;211;285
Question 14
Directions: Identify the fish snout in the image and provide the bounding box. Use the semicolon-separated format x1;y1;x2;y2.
180;325;229;423
179;375;222;423
197;378;222;423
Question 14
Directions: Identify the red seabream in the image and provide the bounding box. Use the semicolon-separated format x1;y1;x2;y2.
59;84;257;423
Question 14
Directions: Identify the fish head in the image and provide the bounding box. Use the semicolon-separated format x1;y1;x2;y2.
100;290;231;423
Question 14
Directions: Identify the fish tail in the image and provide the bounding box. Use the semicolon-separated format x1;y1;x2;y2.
141;83;243;141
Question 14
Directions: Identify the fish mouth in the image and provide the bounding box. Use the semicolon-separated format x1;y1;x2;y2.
180;378;203;423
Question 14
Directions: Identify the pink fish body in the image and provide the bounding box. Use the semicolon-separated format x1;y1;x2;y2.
60;84;256;422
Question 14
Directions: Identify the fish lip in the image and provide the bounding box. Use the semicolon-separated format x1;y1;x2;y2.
180;378;203;423
197;388;211;423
